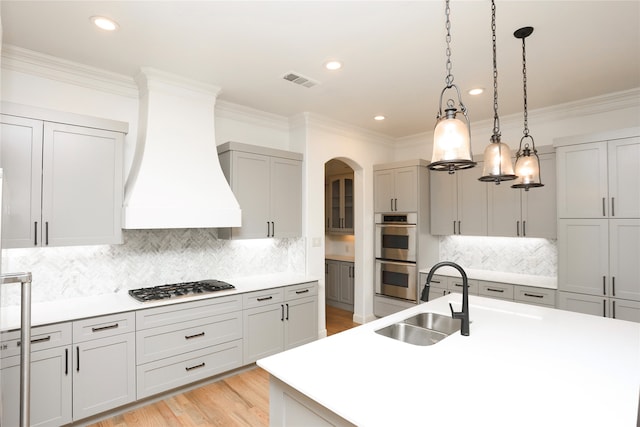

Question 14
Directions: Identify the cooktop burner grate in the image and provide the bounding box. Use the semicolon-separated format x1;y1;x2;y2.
128;279;235;302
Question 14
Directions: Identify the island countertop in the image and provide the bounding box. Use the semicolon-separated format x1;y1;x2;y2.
258;294;640;426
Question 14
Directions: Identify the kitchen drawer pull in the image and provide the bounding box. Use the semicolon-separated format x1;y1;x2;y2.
486;288;504;293
18;335;51;346
295;289;310;294
454;283;464;288
185;362;205;372
185;332;205;340
257;296;273;302
92;323;119;332
523;293;543;299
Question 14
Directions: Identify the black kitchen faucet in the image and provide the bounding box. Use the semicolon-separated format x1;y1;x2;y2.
421;261;470;336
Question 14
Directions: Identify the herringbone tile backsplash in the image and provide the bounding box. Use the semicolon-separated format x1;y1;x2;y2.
1;229;305;306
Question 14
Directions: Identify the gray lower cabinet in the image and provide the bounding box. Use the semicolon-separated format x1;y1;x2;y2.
325;260;354;311
243;282;318;364
72;312;136;421
557;291;640;322
135;295;243;399
0;323;72;427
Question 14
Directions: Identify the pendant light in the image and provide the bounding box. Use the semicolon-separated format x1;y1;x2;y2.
429;0;476;174
511;26;544;191
479;0;516;184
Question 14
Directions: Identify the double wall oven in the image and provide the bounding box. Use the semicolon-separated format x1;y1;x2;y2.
375;213;418;302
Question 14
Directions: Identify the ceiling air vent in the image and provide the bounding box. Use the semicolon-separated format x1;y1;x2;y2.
282;71;319;88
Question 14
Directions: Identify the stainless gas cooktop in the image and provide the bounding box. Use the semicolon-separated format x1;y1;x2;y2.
128;280;235;302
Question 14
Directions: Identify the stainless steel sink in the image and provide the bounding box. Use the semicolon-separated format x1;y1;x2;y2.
375;312;461;346
402;312;461;336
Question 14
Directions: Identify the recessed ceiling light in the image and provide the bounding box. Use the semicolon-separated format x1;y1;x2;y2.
374;115;386;121
91;16;119;31
468;88;484;96
324;60;343;71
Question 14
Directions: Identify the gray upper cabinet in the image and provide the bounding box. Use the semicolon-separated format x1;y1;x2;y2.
556;137;640;219
488;152;556;238
218;142;302;239
0;111;125;248
326;174;354;234
430;161;487;236
374;166;417;213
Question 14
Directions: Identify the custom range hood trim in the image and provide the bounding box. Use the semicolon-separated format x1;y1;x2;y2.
123;67;241;229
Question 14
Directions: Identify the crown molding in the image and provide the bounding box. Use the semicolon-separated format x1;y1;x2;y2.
215;100;289;132
295;112;395;148
1;44;138;98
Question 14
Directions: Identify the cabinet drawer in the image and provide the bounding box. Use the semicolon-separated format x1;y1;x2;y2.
136;339;243;399
136;311;242;364
514;286;556;307
243;288;284;308
136;295;241;330
73;312;135;343
1;322;72;358
479;281;514;300
285;282;318;300
448;278;480;296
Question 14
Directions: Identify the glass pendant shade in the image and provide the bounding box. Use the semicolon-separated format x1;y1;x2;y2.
512;139;543;190
430;109;474;172
479;137;516;183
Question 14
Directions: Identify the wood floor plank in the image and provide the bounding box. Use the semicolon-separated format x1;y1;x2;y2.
89;306;357;427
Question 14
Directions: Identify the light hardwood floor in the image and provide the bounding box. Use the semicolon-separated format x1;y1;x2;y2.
90;305;358;427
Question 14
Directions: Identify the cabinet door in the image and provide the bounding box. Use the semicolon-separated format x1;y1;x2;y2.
0;115;43;248
42;122;123;246
558;219;609;296
1;346;72;427
271;157;302;237
429;171;457;235
343;177;354;232
557;142;608;218
374;169;395;212
231;151;271;238
325;260;340;302
522;153;557;238
487;178;521;237
328;177;342;230
609;219;640;301
608;137;640;218
457;163;488;236
73;333;135;421
243;303;284;364
611;299;640;323
285;296;318;350
339;262;355;306
393;167;417;212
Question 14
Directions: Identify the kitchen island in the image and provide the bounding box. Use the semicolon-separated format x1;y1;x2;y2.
258;293;640;426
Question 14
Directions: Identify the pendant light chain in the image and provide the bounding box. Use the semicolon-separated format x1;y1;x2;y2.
521;35;530;138
444;0;454;87
491;0;500;139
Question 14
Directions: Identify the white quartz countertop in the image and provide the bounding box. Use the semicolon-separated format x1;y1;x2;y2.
0;273;317;332
258;295;640;426
325;254;355;262
419;266;557;289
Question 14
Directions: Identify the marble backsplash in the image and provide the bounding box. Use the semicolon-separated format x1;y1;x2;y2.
1;229;305;306
439;235;557;277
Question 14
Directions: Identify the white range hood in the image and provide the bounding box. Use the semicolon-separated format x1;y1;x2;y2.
123;68;241;229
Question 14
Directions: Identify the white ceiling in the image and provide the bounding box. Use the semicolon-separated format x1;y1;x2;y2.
1;1;639;138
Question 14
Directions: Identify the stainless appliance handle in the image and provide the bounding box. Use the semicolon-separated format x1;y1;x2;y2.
1;272;33;427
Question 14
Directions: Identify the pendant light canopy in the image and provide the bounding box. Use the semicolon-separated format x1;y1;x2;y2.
512;26;544;191
479;0;516;184
429;0;476;174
